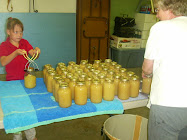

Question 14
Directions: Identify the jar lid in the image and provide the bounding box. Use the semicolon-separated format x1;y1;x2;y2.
120;68;127;73
93;70;100;75
57;62;66;66
99;73;105;79
68;61;76;66
111;61;117;66
54;75;61;79
92;79;101;84
115;64;122;69
86;77;92;81
80;60;88;64
57;79;65;84
49;71;56;75
77;81;85;85
59;82;68;88
108;70;114;75
94;60;101;64
80;73;87;78
127;71;135;77
105;78;114;82
44;64;52;68
131;75;139;80
27;67;34;72
105;59;112;63
67;73;73;78
114;74;121;79
121;77;129;82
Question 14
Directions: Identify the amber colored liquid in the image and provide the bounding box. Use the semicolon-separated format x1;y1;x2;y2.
103;82;115;101
114;79;120;96
47;75;53;93
54;82;60;102
24;74;36;89
90;83;102;103
58;87;72;108
142;78;152;94
85;80;92;99
74;85;88;105
130;80;140;97
43;68;47;83
118;81;130;100
80;64;85;70
69;81;76;100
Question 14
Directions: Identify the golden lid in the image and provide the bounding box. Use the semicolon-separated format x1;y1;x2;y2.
92;79;101;84
59;82;69;88
114;74;121;79
76;81;85;85
108;70;114;75
105;78;114;83
68;61;76;66
57;62;66;66
44;64;52;69
86;77;92;81
131;75;139;80
111;61;117;66
127;71;135;77
57;79;65;84
120;68;127;73
94;60;101;64
80;60;88;64
105;59;112;63
121;77;129;82
67;73;73;78
70;77;77;82
49;71;56;75
115;64;122;69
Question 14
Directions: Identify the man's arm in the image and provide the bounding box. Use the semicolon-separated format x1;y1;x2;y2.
142;58;154;78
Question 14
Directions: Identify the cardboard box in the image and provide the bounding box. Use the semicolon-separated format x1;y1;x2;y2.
111;35;141;49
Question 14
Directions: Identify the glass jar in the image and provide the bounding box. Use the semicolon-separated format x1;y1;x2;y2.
80;60;88;70
24;68;36;89
109;61;117;70
107;70;114;79
98;73;105;85
69;78;77;100
103;78;115;101
85;77;92;98
58;83;72;108
56;62;65;74
120;68;127;78
74;81;88;105
52;75;61;97
127;71;135;78
90;79;102;103
114;74;121;96
54;79;65;102
104;59;112;66
47;71;56;93
68;61;76;66
130;75;140;97
79;73;87;82
43;64;52;83
45;68;55;87
93;60;101;69
114;64;122;73
118;78;130;100
65;73;73;83
142;75;152;94
84;64;92;73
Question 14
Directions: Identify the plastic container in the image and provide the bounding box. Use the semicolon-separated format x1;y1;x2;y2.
103;114;148;140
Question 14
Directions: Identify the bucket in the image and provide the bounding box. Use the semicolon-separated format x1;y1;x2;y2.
103;114;148;140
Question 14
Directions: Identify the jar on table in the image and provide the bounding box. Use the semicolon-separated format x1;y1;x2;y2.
80;60;88;70
98;63;105;71
45;68;55;87
84;64;92;73
118;78;130;100
103;78;115;101
127;71;135;78
114;64;122;73
90;79;102;103
107;70;114;79
114;74;121;96
69;77;77;100
79;73;87;82
24;68;36;89
57;66;67;75
68;61;76;66
104;59;112;67
109;61;117;70
54;79;65;102
47;71;56;93
102;67;108;75
130;75;140;97
98;73;106;85
93;60;101;69
120;68;127;78
43;64;52;83
74;81;88;105
58;82;72;108
142;75;152;94
56;62;66;74
85;77;92;98
88;67;95;77
52;75;61;97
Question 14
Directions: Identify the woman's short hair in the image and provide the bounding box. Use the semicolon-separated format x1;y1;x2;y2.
154;0;187;16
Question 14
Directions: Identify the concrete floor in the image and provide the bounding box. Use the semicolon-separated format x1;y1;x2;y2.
0;67;150;140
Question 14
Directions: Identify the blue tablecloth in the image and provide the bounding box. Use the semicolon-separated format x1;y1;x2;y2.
0;78;124;133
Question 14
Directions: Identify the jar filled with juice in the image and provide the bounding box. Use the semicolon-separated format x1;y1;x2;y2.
130;75;140;97
90;79;102;103
120;68;127;78
58;82;72;108
93;60;101;69
118;77;130;100
43;64;52;83
24;68;36;89
45;68;55;87
103;78;115;101
114;74;121;96
109;61;117;70
85;77;92;98
65;73;73;83
127;71;135;78
74;81;88;105
107;70;114;79
54;79;65;102
52;75;61;97
104;59;112;66
69;77;77;100
47;71;56;93
142;75;152;94
80;60;88;70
